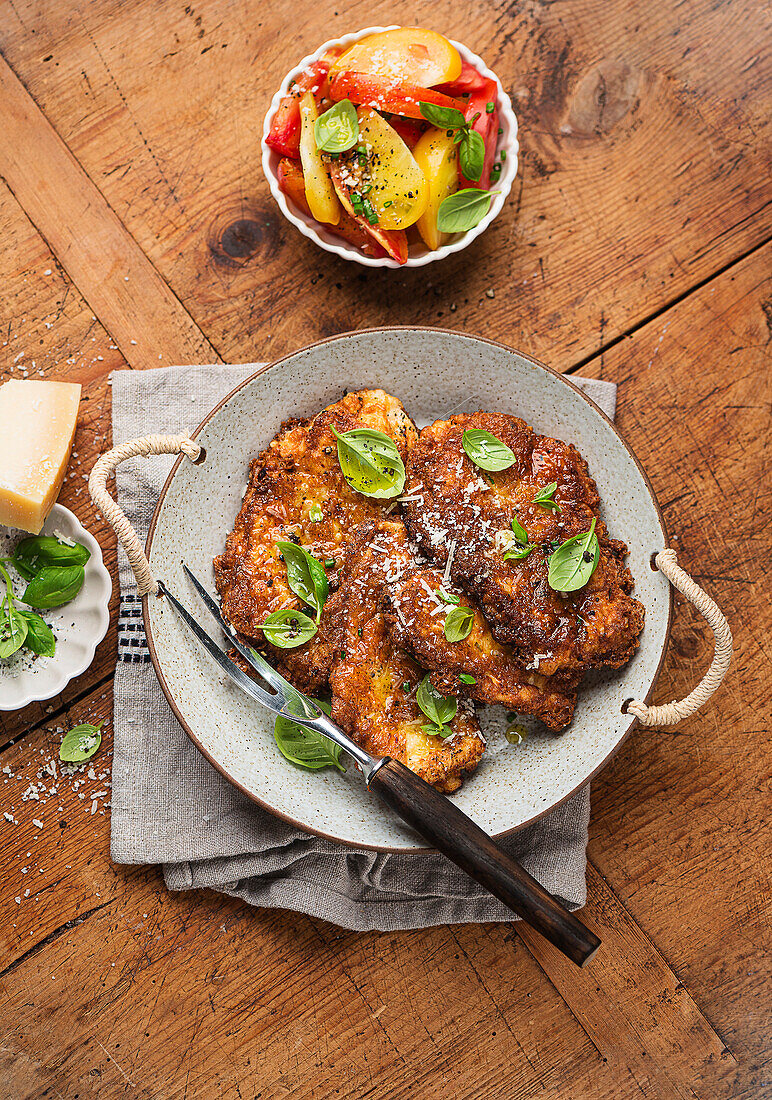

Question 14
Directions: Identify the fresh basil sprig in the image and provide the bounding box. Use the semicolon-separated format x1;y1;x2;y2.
503;515;534;562
258;609;317;649
533;482;560;512
22;564;85;609
462;428;515;472
276;541;328;622
437;188;495;233
332;427;405;499
416;675;457;738
12;535;90;581
419;102;485;182
60;721;103;763
444;605;474;643
547;518;600;593
274;699;345;772
315;99;359;153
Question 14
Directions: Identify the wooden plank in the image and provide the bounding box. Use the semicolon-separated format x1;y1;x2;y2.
0;688;630;1100
0;54;219;370
0;178;120;748
0;0;770;369
578;241;772;1092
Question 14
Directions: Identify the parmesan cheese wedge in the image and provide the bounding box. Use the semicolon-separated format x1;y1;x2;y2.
0;379;81;533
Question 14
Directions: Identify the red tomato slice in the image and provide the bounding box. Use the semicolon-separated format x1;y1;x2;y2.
434;59;489;96
266;52;343;158
330;71;466;121
458;77;500;189
278;157;389;259
385;116;425;149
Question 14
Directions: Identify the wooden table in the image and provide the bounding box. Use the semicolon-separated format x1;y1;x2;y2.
0;2;769;1096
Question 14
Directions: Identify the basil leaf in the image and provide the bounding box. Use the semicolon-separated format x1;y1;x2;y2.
422;722;454;739
13;536;90;580
444;606;474;643
257;609;317;649
437;188;494;233
511;515;529;544
533;482;560;512
315;99;359;153
416;675;457;728
547;518;600;593
60;721;103;763
419;102;467;130
503;543;533;561
22;564;85;609
332;427;405;499
0;605;28;659
436;588;460;605
462;429;515;472
18;609;55;657
459;673;476;684
276;542;328;622
274;699;345;772
458;129;485;182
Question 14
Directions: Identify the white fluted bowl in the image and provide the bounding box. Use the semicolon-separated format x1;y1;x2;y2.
261;26;519;268
0;505;111;711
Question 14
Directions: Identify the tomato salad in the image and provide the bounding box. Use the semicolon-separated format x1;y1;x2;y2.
265;27;505;264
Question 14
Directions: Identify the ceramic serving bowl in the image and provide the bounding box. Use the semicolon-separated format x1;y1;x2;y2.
0;504;112;711
143;329;671;851
261;26;518;268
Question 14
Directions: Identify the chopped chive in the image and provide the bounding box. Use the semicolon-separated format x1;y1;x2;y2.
402;681;410;692
459;673;476;684
497;126;503;135
500;150;507;160
324;558;336;569
383;200;393;207
362;198;378;225
485;101;495;113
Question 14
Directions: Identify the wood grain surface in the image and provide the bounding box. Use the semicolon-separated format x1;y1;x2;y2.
0;0;770;1097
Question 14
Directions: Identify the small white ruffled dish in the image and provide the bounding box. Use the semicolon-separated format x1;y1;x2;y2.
0;504;111;711
261;25;519;268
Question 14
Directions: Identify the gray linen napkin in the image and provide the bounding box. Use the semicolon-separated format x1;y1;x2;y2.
110;365;615;931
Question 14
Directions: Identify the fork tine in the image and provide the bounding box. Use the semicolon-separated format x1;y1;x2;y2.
183;566;303;695
181;566;323;721
157;580;283;715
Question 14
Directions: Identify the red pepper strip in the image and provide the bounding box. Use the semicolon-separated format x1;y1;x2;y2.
458;77;500;189
329;71;467;121
278;158;388;259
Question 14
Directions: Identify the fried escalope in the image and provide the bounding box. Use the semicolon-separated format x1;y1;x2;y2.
214;388;417;691
401;412;645;682
328;521;485;793
382;564;577;731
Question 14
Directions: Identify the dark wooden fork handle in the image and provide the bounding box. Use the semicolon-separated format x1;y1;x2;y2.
368;758;600;967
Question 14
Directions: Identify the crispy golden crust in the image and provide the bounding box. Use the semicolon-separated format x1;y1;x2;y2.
329;521;485;793
401;413;645;680
382;564;577;731
213;389;417;685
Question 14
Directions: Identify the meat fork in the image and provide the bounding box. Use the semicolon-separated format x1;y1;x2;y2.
158;566;601;968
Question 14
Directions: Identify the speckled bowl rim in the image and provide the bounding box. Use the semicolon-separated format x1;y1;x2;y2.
261;25;519;268
143;328;672;853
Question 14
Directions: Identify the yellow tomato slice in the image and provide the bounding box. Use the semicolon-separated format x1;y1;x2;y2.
412;128;459;250
331;27;462;88
298;93;341;225
356;108;429;230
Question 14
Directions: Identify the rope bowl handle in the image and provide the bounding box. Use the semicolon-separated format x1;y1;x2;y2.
88;434;201;596
626;548;732;727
